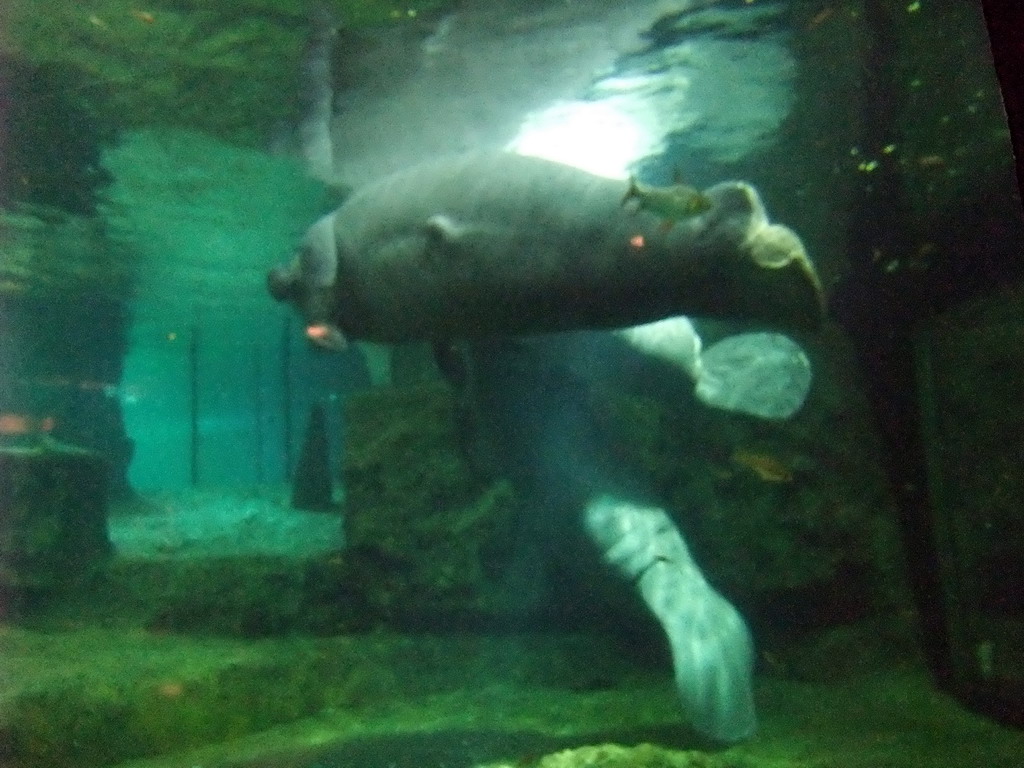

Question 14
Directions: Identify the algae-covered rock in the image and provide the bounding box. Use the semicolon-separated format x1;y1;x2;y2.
339;355;906;636
0;626;335;768
0;443;111;614
2;0;454;147
341;382;523;626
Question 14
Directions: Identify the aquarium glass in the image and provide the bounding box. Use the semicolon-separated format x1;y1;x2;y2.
1;1;1023;767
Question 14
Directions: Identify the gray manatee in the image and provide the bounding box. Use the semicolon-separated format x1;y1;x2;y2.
268;151;822;347
268;150;821;741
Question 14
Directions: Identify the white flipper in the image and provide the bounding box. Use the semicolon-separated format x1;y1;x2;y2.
615;318;811;420
694;332;811;419
584;496;756;742
613;317;704;381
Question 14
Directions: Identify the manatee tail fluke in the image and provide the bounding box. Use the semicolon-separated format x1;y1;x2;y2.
584;497;756;742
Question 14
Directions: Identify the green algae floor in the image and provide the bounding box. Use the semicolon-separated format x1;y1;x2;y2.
1;622;1021;768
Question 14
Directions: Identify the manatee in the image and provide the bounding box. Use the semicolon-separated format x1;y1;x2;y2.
268;151;822;347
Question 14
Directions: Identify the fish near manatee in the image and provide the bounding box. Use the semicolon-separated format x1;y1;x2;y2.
268;151;823;346
621;176;713;230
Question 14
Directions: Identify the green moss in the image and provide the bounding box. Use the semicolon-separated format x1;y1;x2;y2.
0;627;340;767
0;447;111;604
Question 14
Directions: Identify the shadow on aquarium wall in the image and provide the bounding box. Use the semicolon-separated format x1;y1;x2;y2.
1;0;1024;765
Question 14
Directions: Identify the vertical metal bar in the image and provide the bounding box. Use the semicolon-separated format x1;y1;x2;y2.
189;324;200;487
252;344;265;485
282;316;293;479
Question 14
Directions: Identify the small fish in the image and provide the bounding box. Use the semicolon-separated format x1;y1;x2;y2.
0;412;55;436
731;449;794;483
622;176;712;231
131;9;156;24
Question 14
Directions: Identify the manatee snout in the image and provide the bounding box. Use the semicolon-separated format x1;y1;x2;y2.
266;257;347;351
267;264;299;303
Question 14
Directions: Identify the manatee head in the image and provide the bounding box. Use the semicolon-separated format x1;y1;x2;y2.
267;213;347;350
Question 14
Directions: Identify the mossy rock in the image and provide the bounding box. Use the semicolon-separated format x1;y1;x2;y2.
0;444;111;612
3;0;455;147
0;628;337;768
340;359;908;635
342;383;523;625
487;743;794;768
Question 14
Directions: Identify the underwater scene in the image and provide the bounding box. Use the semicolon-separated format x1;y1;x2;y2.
2;0;1024;765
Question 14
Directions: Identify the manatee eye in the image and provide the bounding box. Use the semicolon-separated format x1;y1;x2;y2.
266;265;297;302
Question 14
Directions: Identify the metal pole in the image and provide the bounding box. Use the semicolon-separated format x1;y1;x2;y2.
252;344;265;485
281;316;293;480
189;323;199;487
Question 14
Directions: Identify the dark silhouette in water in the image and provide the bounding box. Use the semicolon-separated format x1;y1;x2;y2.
0;57;115;215
291;402;334;511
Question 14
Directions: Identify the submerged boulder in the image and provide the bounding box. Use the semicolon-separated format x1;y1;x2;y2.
0;441;111;616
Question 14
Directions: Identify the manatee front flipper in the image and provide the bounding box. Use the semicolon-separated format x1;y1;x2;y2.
694;332;811;419
268;212;348;350
584;496;756;742
610;318;812;419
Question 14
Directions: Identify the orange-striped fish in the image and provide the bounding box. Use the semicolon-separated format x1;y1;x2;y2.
731;448;793;483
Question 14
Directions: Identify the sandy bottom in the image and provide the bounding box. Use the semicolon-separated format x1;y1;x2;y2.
108;486;344;558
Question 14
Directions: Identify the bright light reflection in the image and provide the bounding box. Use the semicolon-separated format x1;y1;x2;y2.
506;97;659;179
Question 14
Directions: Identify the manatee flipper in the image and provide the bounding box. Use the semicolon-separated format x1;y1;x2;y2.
613;317;704;381
270;212;345;351
305;322;347;351
424;214;467;243
694;332;811;419
422;213;517;267
584;496;756;742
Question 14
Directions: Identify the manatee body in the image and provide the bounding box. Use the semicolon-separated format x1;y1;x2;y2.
269;152;822;345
